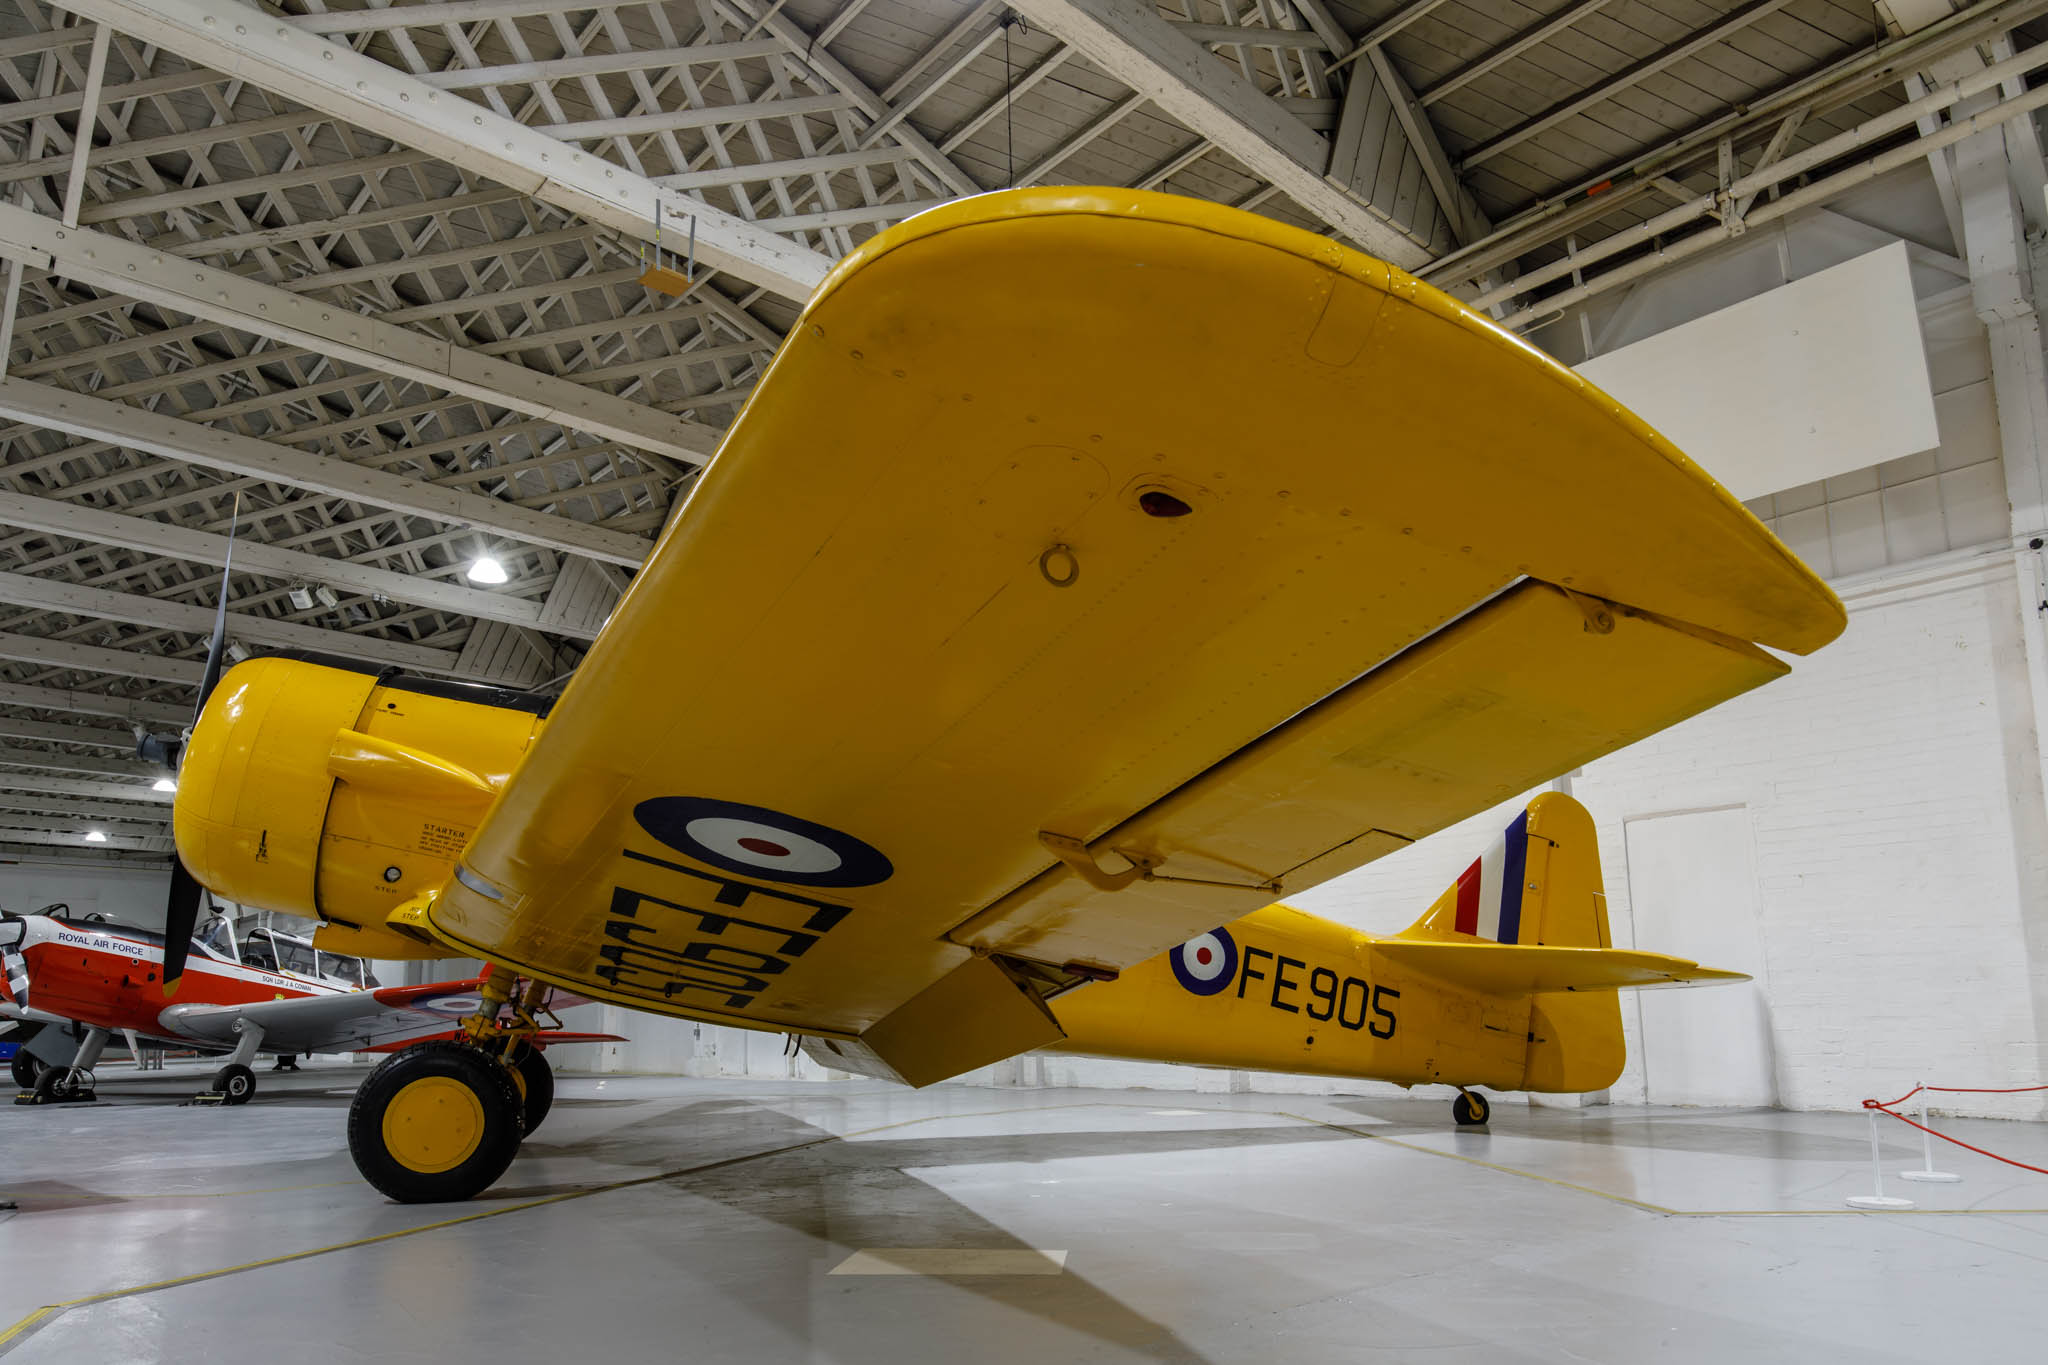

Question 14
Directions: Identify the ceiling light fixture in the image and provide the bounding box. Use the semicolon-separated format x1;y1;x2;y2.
153;777;177;793
287;583;317;611
465;553;509;585
84;830;107;843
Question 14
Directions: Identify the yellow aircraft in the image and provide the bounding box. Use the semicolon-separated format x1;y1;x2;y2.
149;188;1844;1202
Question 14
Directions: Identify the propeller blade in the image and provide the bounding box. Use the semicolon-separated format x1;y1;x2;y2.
191;491;242;728
3;949;25;1011
1;913;25;1010
159;859;204;999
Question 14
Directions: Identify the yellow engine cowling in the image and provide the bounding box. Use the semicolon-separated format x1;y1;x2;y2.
174;655;545;959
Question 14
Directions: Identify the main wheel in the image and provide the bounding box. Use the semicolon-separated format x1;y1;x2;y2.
1452;1090;1490;1126
10;1049;40;1091
513;1047;554;1135
215;1063;256;1105
348;1041;523;1203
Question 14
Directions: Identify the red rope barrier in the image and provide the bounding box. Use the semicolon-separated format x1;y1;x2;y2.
1860;1085;2048;1177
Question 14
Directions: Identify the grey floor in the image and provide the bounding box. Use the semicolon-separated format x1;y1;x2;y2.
2;1061;2044;1363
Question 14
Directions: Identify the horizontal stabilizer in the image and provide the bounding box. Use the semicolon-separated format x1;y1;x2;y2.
1374;940;1748;994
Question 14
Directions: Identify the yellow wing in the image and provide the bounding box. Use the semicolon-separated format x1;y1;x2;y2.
423;188;1842;1078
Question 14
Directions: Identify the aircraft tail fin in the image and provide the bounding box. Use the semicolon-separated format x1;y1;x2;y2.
1402;790;1606;949
1393;792;1744;1092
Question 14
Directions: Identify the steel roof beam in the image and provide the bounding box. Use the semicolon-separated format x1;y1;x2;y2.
725;0;984;199
0;810;167;839
0;716;142;751
0;681;187;729
0;766;174;804
1476;41;2048;313
0;628;202;687
0;841;170;864
0;570;461;677
1496;77;2048;328
0;792;171;825
1418;0;1617;107
0;202;720;472
0;825;170;853
1008;0;1434;267
0;377;652;569
49;0;836;304
1459;0;1797;171
0;743;160;780
0;491;598;641
1428;0;2048;286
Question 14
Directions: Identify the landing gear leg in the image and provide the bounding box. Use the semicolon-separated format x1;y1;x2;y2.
17;1026;107;1105
1451;1088;1491;1127
194;1019;265;1106
345;967;543;1202
510;1045;554;1135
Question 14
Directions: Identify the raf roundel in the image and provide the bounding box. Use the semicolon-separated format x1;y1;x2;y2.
633;797;894;888
1170;927;1239;997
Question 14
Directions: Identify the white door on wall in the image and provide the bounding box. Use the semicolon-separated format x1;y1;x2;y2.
1624;807;1778;1107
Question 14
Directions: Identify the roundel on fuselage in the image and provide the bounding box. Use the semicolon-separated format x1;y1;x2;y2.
632;797;894;888
1170;927;1238;996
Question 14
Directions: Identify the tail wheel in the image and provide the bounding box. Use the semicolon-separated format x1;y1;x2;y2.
1452;1090;1491;1126
348;1040;522;1203
513;1047;554;1135
10;1049;40;1091
215;1063;257;1106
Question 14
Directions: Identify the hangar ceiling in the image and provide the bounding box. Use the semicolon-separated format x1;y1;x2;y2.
0;0;2040;864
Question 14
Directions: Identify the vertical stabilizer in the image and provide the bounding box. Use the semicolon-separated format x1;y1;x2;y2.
1401;792;1623;1091
1403;791;1609;948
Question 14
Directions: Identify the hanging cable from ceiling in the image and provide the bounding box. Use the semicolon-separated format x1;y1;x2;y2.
1000;11;1027;189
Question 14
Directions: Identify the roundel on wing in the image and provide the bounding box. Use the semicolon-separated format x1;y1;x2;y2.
1170;927;1239;997
633;797;894;888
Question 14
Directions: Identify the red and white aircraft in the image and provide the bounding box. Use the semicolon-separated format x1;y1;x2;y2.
0;908;615;1121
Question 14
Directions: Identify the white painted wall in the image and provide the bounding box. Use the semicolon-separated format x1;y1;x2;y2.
0;859;168;925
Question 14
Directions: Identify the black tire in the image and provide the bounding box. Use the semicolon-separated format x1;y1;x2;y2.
1452;1091;1490;1126
33;1065;83;1103
10;1049;40;1091
347;1041;523;1203
215;1063;256;1105
514;1047;554;1135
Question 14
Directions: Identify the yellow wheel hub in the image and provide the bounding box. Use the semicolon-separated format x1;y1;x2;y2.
381;1076;486;1174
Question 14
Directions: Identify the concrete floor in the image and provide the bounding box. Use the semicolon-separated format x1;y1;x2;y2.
2;1061;2044;1363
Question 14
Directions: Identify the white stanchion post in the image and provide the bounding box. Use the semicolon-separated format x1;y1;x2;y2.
1847;1107;1915;1209
1898;1083;1962;1184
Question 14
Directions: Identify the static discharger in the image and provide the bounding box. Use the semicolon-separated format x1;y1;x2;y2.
638;201;695;298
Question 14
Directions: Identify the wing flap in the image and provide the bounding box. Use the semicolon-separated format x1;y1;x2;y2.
947;581;1784;968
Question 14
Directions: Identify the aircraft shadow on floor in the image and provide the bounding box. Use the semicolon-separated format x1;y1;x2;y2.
498;1097;1387;1361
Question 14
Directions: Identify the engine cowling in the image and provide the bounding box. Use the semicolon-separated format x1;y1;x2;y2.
174;656;546;957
